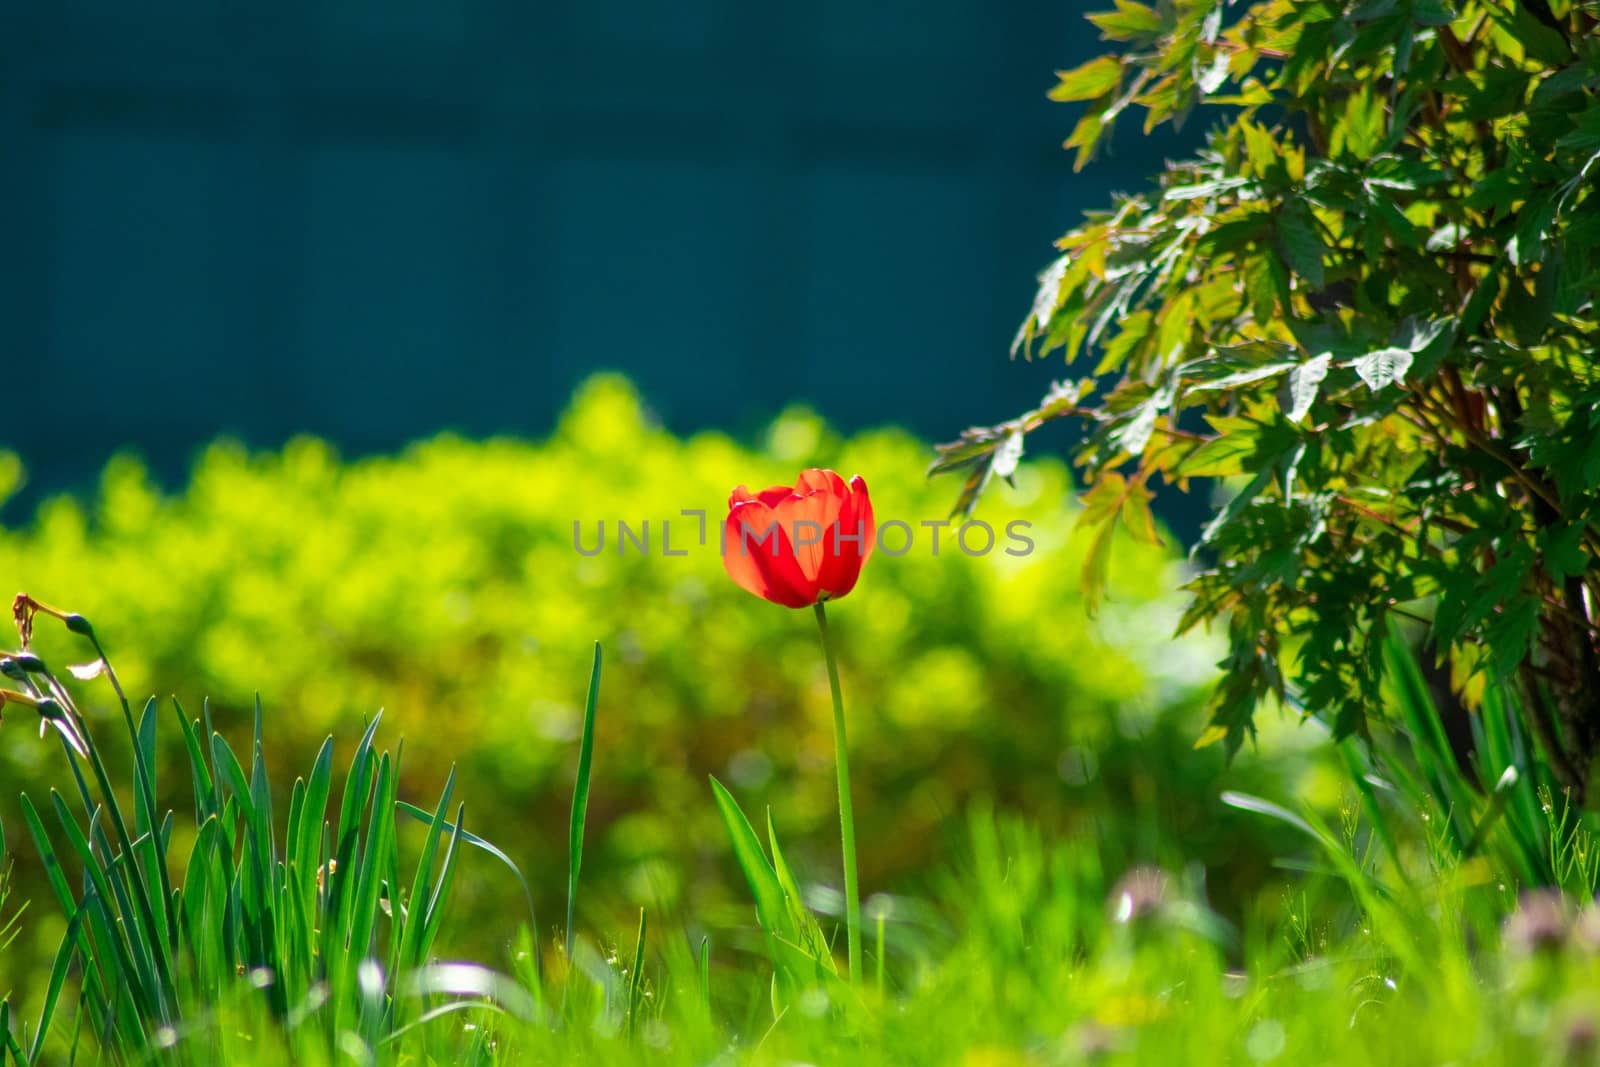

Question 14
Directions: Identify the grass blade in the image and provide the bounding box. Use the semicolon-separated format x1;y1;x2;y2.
699;936;710;1015
172;701;219;824
418;804;467;963
396;801;537;940
19;795;135;1049
567;642;602;961
30;906;85;1062
1381;623;1474;847
399;769;457;973
627;908;647;1037
46;793;156;1012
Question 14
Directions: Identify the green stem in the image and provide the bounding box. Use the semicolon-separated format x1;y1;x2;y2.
876;911;886;996
814;600;861;984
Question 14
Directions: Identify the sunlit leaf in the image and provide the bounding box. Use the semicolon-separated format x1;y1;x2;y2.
1286;354;1331;422
1050;56;1123;102
1353;347;1414;391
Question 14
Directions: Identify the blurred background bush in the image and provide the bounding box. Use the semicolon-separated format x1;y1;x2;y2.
0;374;1320;985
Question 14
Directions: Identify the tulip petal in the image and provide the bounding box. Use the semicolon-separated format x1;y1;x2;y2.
729;484;795;510
797;469;847;497
819;475;875;600
782;470;849;582
774;490;843;583
849;475;876;563
723;501;818;607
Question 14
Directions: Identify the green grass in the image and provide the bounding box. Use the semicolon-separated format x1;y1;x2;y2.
3;603;1600;1064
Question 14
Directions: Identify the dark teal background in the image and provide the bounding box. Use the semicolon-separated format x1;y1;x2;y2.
1;2;1189;509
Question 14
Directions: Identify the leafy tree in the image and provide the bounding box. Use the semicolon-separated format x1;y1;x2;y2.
938;0;1600;797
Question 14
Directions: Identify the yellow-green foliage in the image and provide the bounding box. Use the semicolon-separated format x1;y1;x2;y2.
0;376;1254;953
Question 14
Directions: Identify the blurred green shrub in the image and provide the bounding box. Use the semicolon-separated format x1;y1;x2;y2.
0;375;1307;965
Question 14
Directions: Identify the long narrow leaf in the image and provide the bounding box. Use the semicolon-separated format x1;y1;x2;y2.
566;642;602;960
30;907;85;1062
398;768;457;972
172;701;219;824
627;908;647;1036
395;802;536;937
708;778;785;935
418;804;466;963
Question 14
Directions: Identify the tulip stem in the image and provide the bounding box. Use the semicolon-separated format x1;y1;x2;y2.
814;599;861;985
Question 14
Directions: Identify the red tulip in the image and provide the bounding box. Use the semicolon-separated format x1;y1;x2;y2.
722;469;875;608
719;470;875;980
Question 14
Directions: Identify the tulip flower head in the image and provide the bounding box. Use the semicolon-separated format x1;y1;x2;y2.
722;469;875;608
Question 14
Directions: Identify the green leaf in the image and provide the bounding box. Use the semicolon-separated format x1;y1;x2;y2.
1110;378;1176;458
46;794;158;1020
1350;0;1399;19
1165;176;1253;202
1287;354;1332;421
1017;256;1070;352
210;733;255;825
1241;120;1279;176
1500;2;1572;66
1175;416;1298;478
1486;596;1541;679
21;791;138;1050
399;766;457;973
293;738;333;906
1175;435;1255;478
1064;109;1107;170
342;750;396;1002
931;422;1028;520
1459;263;1501;336
31;906;86;1062
418;803;466;961
766;809;837;972
134;698;158;836
1125;480;1164;545
328;712;385;937
1198;467;1273;546
1220;791;1320;841
1343;85;1386;159
626;908;648;1036
565;642;602;959
1508;193;1555;266
1380;623;1476;847
708;777;786;938
1087;0;1164;40
1275;200;1326;288
1394;315;1451;354
395;801;538;940
1198;51;1231;95
1410;0;1455;26
1049;56;1122;101
1501;276;1552;346
1426;222;1468;252
172;702;218;825
1080;514;1118;617
1543;522;1588;580
1353;347;1414;391
1183;359;1298;393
